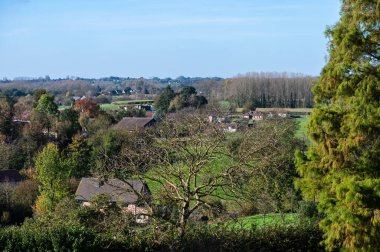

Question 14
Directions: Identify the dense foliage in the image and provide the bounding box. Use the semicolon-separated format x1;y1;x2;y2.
1;77;318;250
295;0;380;250
0;219;322;252
34;143;71;214
155;85;208;113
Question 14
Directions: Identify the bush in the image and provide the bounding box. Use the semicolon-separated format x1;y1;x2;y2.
0;225;100;251
297;201;319;219
94;95;112;104
0;220;323;251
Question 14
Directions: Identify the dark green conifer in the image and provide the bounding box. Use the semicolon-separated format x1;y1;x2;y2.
295;0;380;250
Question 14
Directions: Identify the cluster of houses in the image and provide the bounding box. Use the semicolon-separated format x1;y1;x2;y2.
208;108;309;132
2;106;312;225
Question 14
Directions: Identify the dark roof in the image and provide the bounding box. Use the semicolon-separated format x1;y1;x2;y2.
0;170;23;183
75;178;150;204
114;117;155;131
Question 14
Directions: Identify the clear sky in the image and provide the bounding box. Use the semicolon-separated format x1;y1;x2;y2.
0;0;341;79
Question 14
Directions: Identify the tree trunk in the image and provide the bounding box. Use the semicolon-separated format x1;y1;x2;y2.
179;200;189;238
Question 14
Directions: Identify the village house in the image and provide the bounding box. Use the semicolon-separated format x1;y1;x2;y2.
134;104;155;111
113;117;156;131
75;178;151;223
243;111;264;120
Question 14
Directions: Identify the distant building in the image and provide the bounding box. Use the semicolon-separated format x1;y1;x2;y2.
134;105;155;111
243;111;264;120
75;178;151;223
113;117;156;131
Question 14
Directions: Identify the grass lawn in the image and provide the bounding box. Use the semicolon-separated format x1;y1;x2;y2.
225;213;299;229
256;108;312;113
58;105;71;110
295;117;309;140
142;153;236;205
218;100;230;109
100;103;120;111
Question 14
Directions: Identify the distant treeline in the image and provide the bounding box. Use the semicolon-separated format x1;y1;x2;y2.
223;72;316;108
1;73;317;108
0;76;223;98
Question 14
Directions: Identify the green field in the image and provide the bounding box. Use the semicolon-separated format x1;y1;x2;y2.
257;108;312;113
58;105;71;110
226;213;299;229
141;153;236;208
218;100;230;109
295;117;309;140
100;103;120;111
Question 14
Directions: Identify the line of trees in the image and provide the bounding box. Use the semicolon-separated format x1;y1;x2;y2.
223;72;316;108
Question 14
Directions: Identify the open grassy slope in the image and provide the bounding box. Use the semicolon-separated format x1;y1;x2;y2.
225;213;300;229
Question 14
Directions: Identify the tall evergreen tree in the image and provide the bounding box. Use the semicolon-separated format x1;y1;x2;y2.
156;85;175;112
295;1;380;250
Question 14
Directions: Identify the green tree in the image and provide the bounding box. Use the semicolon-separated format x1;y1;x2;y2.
119;113;235;237
0;142;25;170
155;85;175;112
10;180;39;223
32;89;47;108
295;1;380;250
36;94;58;115
26;110;51;146
180;86;196;97
89;129;128;176
237;119;300;214
68;135;92;178
34;143;70;214
54;108;81;146
0;96;15;142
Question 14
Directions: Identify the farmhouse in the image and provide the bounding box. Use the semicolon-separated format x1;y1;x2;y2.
75;178;151;223
113;117;156;131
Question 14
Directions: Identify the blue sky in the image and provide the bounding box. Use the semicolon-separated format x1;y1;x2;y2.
0;0;341;79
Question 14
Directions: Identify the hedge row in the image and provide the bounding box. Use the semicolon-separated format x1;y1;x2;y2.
0;222;323;252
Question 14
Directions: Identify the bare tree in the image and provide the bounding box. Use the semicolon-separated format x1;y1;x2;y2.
223;72;316;108
116;112;236;237
233;118;300;214
111;112;300;236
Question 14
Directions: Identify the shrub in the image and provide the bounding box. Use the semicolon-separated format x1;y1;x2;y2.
0;220;323;251
297;201;319;219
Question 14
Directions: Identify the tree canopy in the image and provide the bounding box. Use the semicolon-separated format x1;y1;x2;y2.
295;0;380;250
155;85;176;112
35;94;58;115
34;143;70;214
